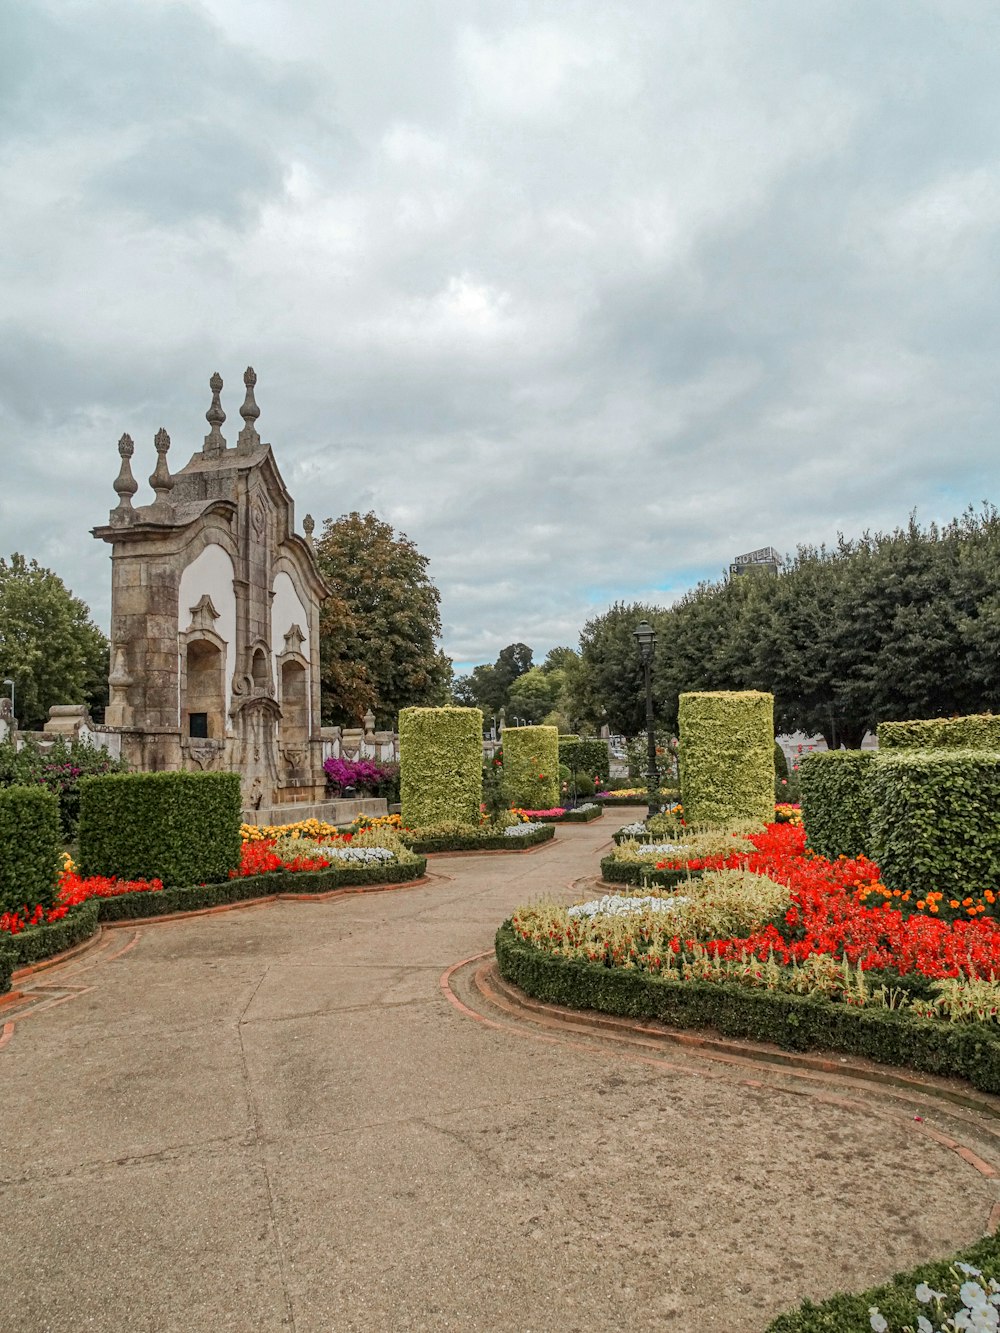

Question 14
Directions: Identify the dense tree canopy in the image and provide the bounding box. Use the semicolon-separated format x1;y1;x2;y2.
0;553;108;729
453;643;581;730
569;508;1000;747
314;511;451;728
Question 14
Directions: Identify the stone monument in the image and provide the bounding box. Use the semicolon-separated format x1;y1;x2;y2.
92;369;329;813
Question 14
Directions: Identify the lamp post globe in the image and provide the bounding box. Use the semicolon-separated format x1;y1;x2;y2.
631;621;659;818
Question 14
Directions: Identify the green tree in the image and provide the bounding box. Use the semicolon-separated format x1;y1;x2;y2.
451;643;534;716
313;511;451;728
506;665;559;723
572;602;667;734
0;554;109;729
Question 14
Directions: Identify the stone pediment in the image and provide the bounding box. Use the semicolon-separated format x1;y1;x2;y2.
187;593;221;633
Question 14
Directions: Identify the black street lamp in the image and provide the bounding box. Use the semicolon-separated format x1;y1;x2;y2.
632;620;659;818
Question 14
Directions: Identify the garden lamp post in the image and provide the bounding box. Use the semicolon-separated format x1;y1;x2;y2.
632;621;659;818
3;678;12;724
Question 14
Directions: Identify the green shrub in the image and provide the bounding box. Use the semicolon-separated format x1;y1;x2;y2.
0;736;129;839
878;713;1000;750
774;741;788;781
401;823;555;854
0;785;60;915
501;725;560;809
870;749;1000;902
767;1232;1000;1330
558;737;610;784
400;707;483;827
78;771;242;888
678;691;774;826
800;751;876;860
494;923;1000;1093
0;943;13;995
567;772;595;798
2;901;100;968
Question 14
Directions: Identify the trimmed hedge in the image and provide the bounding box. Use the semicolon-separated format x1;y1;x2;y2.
800;751;876;860
532;806;603;823
678;691;774;826
0;785;60;916
78;771;242;888
402;824;555;854
494;922;1000;1093
870;748;1000;901
93;857;429;921
501;725;560;810
399;707;483;827
878;712;1000;750
767;1232;1000;1330
1;900;100;969
558;737;610;785
599;856;701;890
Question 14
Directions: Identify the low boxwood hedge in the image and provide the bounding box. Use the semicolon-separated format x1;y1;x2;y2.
402;824;555;854
2;901;101;970
532;806;603;824
94;857;429;921
0;943;13;995
767;1231;1000;1330
494;922;1000;1094
599;855;701;890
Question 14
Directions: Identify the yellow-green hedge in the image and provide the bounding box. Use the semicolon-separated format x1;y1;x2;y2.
678;691;774;826
878;713;1000;749
399;706;483;828
501;725;560;809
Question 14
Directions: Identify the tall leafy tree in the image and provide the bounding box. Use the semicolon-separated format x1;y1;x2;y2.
451;642;534;716
0;553;109;729
313;511;451;727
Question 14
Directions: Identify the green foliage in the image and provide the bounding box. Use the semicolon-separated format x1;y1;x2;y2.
93;858;428;921
0;943;13;995
1;900;99;969
878;712;1000;749
0;735;129;838
678;691;774;826
314;511;451;728
401;823;555;853
572;602;666;734
0;553;109;728
870;749;1000;901
78;771;242;888
767;1234;1000;1330
501;725;560;809
773;741;788;780
558;737;610;784
0;784;60;914
800;751;876;860
399;706;483;827
494;923;1000;1093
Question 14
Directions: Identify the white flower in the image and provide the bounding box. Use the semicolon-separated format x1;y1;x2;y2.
567;894;688;920
916;1317;934;1333
961;1281;990;1310
636;842;684;858
959;1265;985;1278
504;822;545;837
916;1282;946;1303
869;1308;888;1333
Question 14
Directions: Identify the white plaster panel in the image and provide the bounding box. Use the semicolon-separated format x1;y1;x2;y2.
178;544;237;717
271;571;311;728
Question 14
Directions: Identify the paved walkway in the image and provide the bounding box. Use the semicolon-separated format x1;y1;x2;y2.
2;813;999;1332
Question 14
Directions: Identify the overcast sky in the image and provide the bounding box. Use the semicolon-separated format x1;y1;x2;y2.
3;0;1000;671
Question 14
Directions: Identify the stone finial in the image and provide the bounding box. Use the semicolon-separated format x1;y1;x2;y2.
149;427;174;502
363;707;376;735
303;513;315;547
112;433;139;517
203;371;226;456
237;366;261;453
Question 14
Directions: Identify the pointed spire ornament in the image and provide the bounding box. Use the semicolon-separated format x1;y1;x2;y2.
303;513;315;548
203;372;226;457
149;427;174;503
112;433;139;520
237;366;261;453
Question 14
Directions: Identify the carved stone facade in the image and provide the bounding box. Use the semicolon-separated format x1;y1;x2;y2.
92;369;329;809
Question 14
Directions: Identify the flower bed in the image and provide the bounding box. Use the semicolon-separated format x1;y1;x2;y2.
516;804;603;824
401;822;555;854
768;1244;1000;1331
498;822;1000;1093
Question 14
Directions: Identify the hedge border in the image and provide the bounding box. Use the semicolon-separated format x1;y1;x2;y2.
530;806;603;824
2;901;101;970
494;922;1000;1094
767;1231;1000;1330
598;857;701;890
402;824;555;854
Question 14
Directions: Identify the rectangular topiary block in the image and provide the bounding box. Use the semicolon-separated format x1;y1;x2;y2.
800;751;876;860
78;771;242;888
878;713;1000;749
399;706;484;828
870;748;1000;901
678;691;774;827
557;737;610;785
0;785;60;915
502;725;560;810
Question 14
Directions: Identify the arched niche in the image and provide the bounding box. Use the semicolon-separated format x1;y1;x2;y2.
279;656;309;773
183;634;226;740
